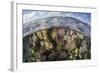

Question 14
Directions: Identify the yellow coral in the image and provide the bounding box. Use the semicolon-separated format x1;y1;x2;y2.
41;29;47;40
36;31;43;40
51;31;57;39
40;41;44;46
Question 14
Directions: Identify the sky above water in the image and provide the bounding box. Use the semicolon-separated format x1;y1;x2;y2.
23;10;91;25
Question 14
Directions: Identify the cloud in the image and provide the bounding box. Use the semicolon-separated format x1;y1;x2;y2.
23;10;91;25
